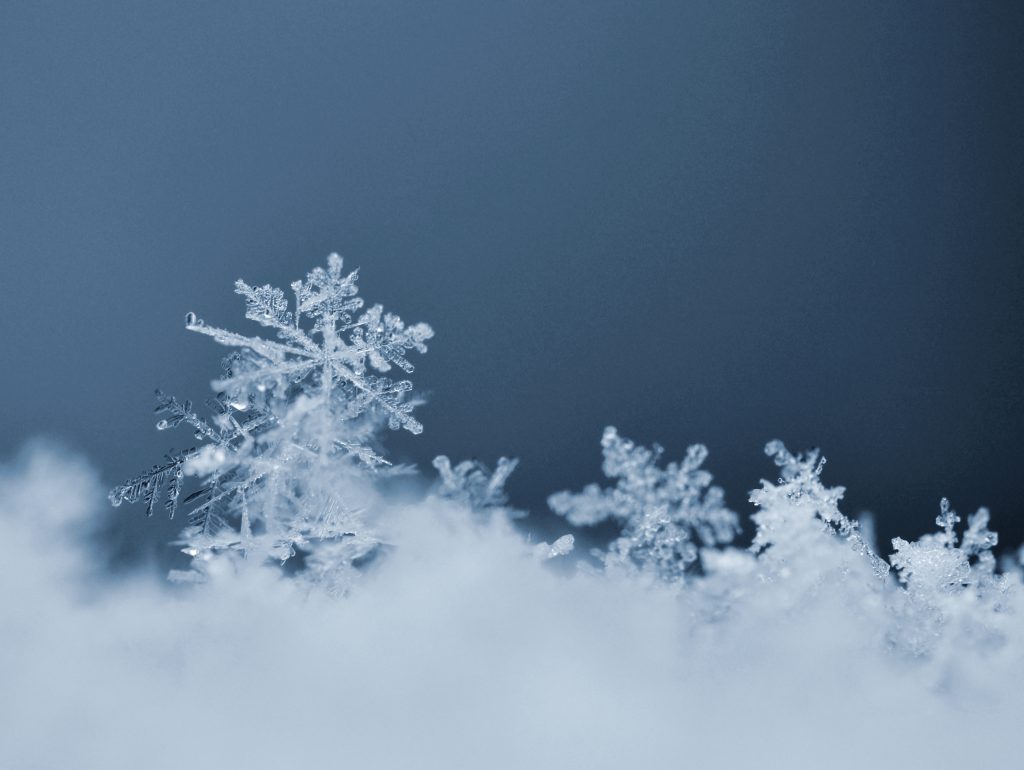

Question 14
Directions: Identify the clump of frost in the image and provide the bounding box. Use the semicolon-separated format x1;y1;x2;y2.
750;440;890;580
887;498;1017;669
110;255;432;590
890;498;998;594
432;454;520;512
548;427;738;580
533;533;576;561
684;442;894;633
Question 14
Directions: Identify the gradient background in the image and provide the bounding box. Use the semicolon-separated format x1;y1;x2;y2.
2;1;1021;562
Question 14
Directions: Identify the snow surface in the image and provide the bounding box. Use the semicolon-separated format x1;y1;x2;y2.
2;443;1021;769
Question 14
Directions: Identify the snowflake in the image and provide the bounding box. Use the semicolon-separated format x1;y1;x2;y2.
548;427;738;581
750;441;890;580
887;498;1011;660
890;498;1000;598
110;254;433;586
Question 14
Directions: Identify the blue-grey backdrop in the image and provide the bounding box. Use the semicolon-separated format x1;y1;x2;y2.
2;1;1022;561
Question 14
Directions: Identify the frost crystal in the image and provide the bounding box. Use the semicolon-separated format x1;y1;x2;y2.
548;427;738;580
534;534;576;561
750;441;890;579
890;499;1002;599
887;499;1009;659
110;254;433;587
432;455;520;512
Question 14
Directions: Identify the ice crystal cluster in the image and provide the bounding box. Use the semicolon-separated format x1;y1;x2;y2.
432;455;520;513
750;440;891;580
110;255;432;590
107;256;1023;618
1;254;1022;769
549;427;738;579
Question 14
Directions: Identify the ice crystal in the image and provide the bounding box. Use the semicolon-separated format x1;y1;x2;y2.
548;427;738;580
890;498;972;595
432;455;520;512
102;255;1021;682
533;534;576;561
887;498;1012;660
891;501;1003;602
750;441;890;580
111;254;433;586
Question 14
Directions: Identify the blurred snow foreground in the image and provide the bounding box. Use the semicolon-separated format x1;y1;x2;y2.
2;257;1022;769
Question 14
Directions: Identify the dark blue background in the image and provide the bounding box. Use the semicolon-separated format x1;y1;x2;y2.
2;2;1021;560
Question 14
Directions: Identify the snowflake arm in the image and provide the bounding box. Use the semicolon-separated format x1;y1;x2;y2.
109;449;195;518
186;315;311;363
